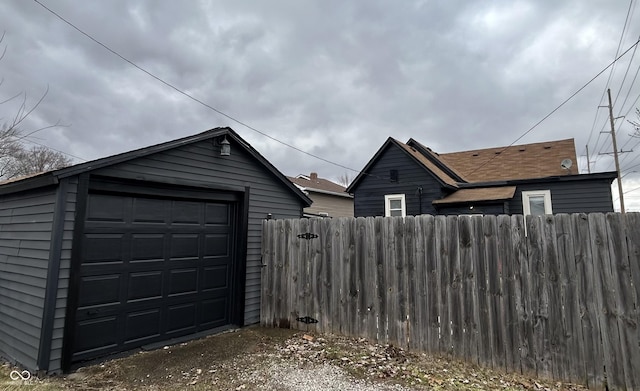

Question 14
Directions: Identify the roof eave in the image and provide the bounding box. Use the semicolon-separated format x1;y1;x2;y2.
457;171;618;188
0;173;59;195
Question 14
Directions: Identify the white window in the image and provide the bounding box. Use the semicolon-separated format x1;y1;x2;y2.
522;190;552;216
385;194;406;217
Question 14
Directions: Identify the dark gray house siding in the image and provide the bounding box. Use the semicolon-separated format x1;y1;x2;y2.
352;145;447;217
0;127;309;374
508;178;614;214
436;202;507;215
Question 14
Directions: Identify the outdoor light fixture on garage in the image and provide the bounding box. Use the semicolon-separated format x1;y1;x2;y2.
219;136;231;156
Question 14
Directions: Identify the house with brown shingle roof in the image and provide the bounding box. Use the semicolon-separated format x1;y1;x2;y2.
288;172;354;217
346;137;616;217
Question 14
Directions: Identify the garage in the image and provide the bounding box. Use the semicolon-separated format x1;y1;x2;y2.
0;127;312;373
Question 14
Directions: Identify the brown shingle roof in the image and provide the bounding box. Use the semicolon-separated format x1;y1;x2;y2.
432;186;517;204
438;138;578;182
288;173;349;194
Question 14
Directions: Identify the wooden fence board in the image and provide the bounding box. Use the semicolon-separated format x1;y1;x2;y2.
361;217;378;341
497;215;516;373
395;217;409;348
520;215;537;375
527;216;550;379
406;216;421;350
260;220;270;327
624;213;640;386
385;217;400;345
435;216;451;354
306;218;321;334
542;216;567;382
484;216;505;371
448;216;463;358
458;216;476;363
423;215;440;354
605;213;640;390
347;218;359;337
507;215;527;373
555;214;586;384
274;219;287;328
589;213;624;390
573;213;604;389
375;217;388;343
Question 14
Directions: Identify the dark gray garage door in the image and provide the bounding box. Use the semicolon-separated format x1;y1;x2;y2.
71;192;236;362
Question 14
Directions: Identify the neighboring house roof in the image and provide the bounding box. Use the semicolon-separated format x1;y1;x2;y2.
288;172;353;198
438;138;579;182
432;186;516;205
348;136;615;205
0;127;313;207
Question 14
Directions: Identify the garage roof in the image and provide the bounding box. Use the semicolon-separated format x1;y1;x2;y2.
0;127;312;207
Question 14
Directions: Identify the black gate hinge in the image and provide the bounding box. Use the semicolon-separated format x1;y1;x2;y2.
297;232;318;240
296;316;318;324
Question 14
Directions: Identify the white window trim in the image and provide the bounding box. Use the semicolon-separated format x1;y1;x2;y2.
522;190;553;216
384;194;406;217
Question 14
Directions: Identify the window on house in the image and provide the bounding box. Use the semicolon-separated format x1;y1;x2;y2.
522;190;552;216
385;194;406;217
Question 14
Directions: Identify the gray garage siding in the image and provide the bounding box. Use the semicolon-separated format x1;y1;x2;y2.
91;139;302;325
0;186;58;370
48;178;78;372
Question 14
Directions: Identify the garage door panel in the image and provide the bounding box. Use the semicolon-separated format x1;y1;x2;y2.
77;274;121;308
166;303;197;333
73;191;236;363
202;265;229;290
204;234;229;257
168;268;198;295
124;309;161;343
128;271;163;301
87;194;127;222
131;234;165;262
205;204;229;225
74;316;118;354
171;201;201;224
201;298;228;327
83;234;125;263
170;234;199;259
132;198;166;224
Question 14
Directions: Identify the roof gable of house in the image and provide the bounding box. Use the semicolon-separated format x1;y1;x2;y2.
0;127;312;206
346;138;459;193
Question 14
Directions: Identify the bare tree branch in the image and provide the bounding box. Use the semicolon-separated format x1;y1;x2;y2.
0;32;72;180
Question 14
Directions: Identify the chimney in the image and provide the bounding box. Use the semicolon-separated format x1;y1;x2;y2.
310;172;318;181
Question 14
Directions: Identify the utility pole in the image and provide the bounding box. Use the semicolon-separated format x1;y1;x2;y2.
585;144;591;174
607;88;625;213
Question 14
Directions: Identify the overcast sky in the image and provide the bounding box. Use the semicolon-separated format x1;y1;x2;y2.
1;1;640;210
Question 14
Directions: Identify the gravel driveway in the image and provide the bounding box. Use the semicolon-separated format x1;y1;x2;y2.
1;326;587;390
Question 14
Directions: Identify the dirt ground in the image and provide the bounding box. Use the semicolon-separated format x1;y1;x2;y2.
1;326;588;391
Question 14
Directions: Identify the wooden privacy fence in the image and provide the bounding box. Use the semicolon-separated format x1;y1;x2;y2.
260;213;640;390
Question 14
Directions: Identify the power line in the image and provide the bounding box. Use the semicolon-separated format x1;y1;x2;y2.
584;0;635;153
33;0;361;174
466;37;640;178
